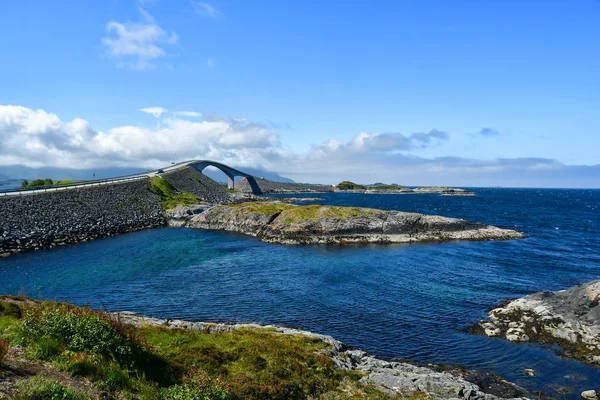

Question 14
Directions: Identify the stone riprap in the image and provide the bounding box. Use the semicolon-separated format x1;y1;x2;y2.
471;280;600;367
115;311;530;400
0;179;165;256
182;202;523;245
162;167;231;203
236;177;334;194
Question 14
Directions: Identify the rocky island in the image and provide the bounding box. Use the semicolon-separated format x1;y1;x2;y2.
471;280;600;368
366;186;476;196
173;202;523;245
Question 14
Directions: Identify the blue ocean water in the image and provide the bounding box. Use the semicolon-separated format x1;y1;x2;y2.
1;188;599;397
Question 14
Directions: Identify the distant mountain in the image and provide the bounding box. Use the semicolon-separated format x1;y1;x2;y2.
0;165;147;181
0;164;295;184
234;167;295;183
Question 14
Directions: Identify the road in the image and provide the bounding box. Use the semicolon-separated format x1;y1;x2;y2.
0;160;194;197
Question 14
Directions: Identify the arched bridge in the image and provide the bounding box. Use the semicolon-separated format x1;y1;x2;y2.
187;160;251;190
0;159;262;196
162;160;260;192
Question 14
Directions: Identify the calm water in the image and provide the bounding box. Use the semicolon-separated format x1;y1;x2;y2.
1;189;600;397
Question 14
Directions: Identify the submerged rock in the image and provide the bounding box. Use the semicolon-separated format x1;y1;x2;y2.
181;202;523;245
471;280;600;367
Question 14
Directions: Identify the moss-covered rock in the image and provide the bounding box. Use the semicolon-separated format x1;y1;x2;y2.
183;202;523;245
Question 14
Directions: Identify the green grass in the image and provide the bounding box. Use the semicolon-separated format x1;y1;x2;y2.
229;202;293;215
56;180;83;186
279;205;382;224
336;181;367;190
21;179;83;188
150;176;199;210
0;298;396;399
13;376;86;400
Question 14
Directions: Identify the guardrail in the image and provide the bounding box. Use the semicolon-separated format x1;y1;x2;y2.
0;173;151;197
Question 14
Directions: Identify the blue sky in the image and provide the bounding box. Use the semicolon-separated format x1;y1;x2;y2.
0;0;599;186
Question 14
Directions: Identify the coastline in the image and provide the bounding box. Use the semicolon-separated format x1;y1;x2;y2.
114;310;531;400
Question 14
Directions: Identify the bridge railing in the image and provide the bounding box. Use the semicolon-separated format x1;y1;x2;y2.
0;172;151;197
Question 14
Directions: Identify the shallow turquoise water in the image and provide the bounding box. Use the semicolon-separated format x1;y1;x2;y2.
1;189;599;397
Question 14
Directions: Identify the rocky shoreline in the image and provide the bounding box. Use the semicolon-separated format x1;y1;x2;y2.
115;311;531;400
470;280;600;368
174;202;523;245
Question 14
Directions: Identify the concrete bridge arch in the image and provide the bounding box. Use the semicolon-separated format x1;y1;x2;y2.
188;160;261;193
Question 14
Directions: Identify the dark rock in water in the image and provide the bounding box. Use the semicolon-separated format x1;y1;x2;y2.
471;280;600;367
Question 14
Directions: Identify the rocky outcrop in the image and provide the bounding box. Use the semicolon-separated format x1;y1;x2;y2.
115;311;530;400
471;280;600;367
162;167;231;203
0;179;166;256
366;186;476;196
182;202;523;245
236;177;334;194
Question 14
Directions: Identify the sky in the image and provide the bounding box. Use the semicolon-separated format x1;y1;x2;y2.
0;0;599;187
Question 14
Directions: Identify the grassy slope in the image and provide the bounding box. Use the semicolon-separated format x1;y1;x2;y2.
278;205;382;224
224;203;383;225
0;298;395;399
150;176;198;210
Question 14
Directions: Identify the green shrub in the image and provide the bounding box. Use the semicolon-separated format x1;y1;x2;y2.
150;177;198;210
13;376;86;400
27;336;63;360
159;384;230;400
19;304;137;364
0;301;22;319
336;181;366;190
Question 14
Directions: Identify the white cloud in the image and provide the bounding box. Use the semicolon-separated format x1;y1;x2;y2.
192;1;221;18
102;9;178;70
139;107;168;118
174;111;202;117
1;104;594;187
207;57;216;68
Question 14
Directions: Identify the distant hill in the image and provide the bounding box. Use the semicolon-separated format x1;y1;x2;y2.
0;164;295;184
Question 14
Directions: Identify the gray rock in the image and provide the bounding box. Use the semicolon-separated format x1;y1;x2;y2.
581;390;598;400
473;280;600;367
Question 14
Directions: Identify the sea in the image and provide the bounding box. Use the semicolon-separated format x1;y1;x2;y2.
1;188;599;398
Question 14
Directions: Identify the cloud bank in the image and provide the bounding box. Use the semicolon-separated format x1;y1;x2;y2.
0;105;597;187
